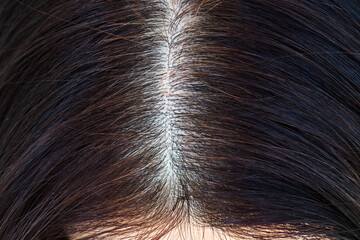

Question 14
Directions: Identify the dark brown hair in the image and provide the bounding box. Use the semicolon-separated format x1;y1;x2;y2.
0;0;359;239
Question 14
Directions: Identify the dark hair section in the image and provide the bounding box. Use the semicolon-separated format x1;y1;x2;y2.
0;0;359;239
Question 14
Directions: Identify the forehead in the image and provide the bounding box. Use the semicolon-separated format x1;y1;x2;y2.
68;222;318;240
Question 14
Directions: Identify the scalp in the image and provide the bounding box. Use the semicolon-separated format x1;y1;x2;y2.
0;0;359;239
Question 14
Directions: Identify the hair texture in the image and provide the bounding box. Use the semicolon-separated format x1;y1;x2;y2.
0;0;359;239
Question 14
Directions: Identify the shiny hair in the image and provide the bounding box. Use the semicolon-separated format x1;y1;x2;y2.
0;0;359;239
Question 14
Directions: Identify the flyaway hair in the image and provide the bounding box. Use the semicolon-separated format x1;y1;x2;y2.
0;0;359;239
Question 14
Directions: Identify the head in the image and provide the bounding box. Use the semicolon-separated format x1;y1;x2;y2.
0;0;359;239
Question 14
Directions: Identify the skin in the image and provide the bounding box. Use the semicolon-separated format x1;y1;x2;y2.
69;224;238;240
68;222;317;240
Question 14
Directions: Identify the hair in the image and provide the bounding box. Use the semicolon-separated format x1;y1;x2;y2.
0;0;359;239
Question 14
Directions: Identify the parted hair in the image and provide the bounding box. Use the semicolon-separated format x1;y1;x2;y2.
0;0;359;239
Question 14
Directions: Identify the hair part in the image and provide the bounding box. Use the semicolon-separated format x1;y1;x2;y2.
0;0;359;239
